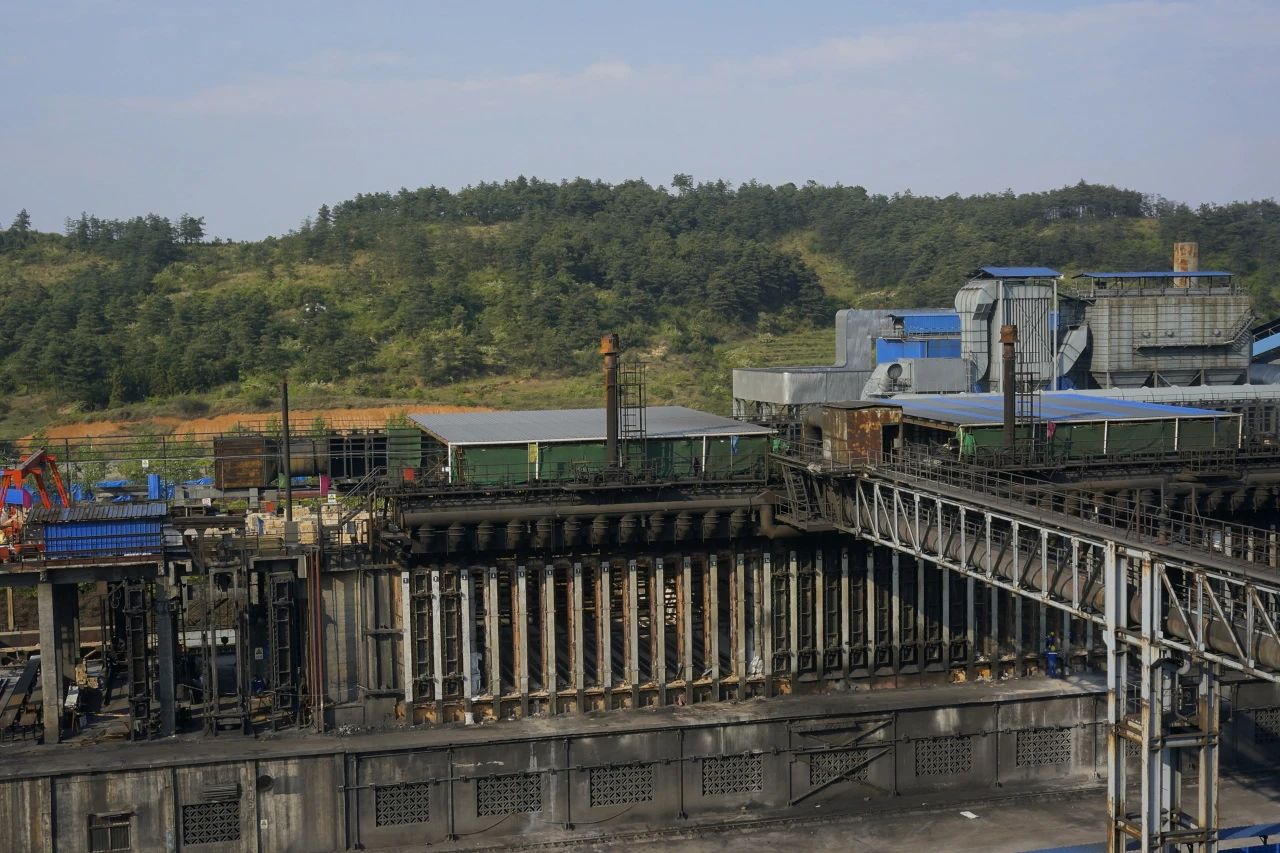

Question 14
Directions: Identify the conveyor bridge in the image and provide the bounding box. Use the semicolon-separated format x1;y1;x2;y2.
773;448;1280;852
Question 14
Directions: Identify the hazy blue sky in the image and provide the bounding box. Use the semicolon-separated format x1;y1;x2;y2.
2;1;1277;239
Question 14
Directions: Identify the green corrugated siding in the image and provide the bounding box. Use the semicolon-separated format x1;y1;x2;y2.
387;426;423;469
541;441;608;480
963;415;1233;460
448;433;768;484
456;444;531;485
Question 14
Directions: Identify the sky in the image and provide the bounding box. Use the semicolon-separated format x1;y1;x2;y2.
2;0;1278;240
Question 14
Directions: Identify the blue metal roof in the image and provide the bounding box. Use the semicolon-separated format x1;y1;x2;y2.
1075;271;1232;279
892;391;1233;427
970;266;1061;279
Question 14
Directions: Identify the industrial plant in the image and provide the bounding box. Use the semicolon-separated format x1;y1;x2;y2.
3;245;1280;852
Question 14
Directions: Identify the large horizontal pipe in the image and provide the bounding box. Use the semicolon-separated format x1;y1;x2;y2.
399;495;759;528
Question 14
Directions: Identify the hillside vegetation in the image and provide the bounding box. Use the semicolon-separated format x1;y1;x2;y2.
0;179;1278;434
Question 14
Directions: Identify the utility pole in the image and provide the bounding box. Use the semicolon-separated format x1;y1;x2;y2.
281;374;293;523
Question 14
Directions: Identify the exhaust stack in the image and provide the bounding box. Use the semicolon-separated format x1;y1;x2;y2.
601;333;620;466
1001;324;1018;449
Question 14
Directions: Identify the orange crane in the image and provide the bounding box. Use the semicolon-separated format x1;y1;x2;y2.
0;449;72;559
0;448;71;509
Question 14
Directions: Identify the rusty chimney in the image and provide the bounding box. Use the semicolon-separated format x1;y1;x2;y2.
1173;241;1199;288
601;333;620;466
1000;324;1018;449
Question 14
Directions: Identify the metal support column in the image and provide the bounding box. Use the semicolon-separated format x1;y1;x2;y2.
761;551;773;696
459;568;474;709
430;569;445;719
815;549;826;681
515;565;529;716
600;561;612;694
654;558;666;702
627;559;639;704
681;555;693;699
401;571;414;704
154;583;178;738
840;546;851;680
866;547;878;674
735;553;747;699
788;550;799;678
708;553;720;697
890;552;901;674
486;566;501;698
572;561;584;708
543;564;556;710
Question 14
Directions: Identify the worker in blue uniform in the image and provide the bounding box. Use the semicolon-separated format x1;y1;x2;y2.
1045;631;1061;678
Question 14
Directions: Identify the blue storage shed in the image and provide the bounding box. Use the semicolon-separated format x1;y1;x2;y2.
26;502;168;558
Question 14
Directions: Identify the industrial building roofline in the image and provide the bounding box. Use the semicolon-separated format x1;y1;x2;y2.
1074;270;1232;280
968;266;1062;279
883;390;1236;428
409;405;771;447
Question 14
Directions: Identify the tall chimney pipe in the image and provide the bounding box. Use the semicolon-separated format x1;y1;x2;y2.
601;333;620;466
1000;324;1018;449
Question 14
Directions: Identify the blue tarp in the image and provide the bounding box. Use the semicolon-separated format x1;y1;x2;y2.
4;487;33;507
95;479;128;489
184;477;214;486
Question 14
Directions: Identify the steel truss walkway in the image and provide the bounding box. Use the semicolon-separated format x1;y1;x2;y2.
774;449;1280;852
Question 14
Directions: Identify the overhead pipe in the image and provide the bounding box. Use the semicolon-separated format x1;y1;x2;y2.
398;493;803;539
398;496;754;527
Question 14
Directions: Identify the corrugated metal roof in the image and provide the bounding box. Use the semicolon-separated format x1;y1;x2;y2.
889;391;1233;428
27;502;169;524
410;406;773;446
1075;271;1233;279
970;266;1061;279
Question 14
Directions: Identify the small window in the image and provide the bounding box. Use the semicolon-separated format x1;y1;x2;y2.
88;813;131;852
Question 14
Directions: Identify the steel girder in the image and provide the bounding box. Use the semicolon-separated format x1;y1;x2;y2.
786;467;1280;852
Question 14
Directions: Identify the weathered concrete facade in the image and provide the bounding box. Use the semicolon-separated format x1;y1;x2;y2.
0;679;1123;852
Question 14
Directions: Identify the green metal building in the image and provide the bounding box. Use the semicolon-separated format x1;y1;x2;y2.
409;406;773;485
888;391;1241;461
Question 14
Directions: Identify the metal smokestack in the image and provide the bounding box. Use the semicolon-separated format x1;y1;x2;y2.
1173;242;1199;288
1001;324;1018;449
601;333;620;466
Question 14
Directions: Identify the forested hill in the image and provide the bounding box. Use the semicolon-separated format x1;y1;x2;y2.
0;179;1278;430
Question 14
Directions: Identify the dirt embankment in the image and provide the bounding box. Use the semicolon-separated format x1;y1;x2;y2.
29;404;489;441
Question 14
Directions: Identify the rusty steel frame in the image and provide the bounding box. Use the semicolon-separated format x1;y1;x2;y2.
786;463;1280;852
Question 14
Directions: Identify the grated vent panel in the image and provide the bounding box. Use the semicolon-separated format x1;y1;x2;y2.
476;773;542;817
182;801;241;846
702;754;764;796
1015;728;1072;767
375;782;431;827
589;763;654;808
1255;707;1280;744
809;748;872;786
915;735;972;777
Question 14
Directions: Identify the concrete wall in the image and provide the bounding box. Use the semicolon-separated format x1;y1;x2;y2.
1;687;1112;852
